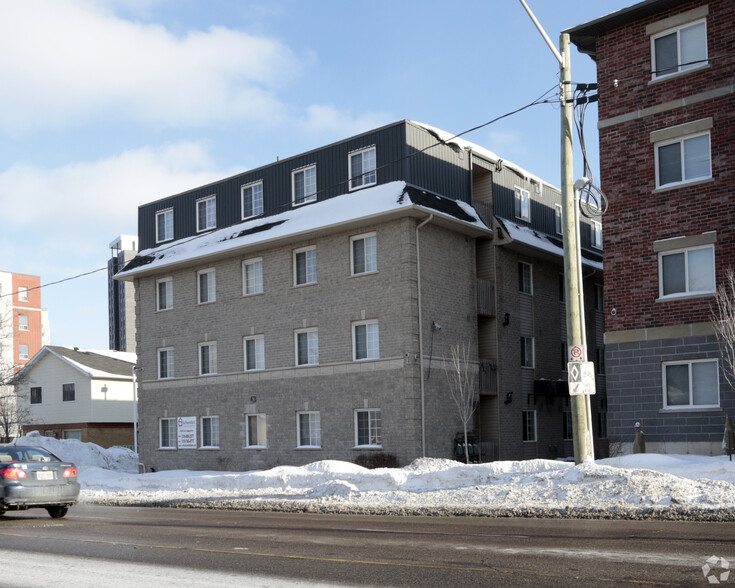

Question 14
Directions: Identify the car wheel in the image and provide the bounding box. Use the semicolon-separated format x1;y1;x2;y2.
46;506;68;519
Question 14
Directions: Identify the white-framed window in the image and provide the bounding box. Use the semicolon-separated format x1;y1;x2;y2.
18;315;28;331
518;261;532;294
200;416;220;448
243;335;265;371
663;359;719;409
242;258;263;296
156;208;174;243
514;186;530;221
198;341;217;376
591;220;602;249
355;408;382;447
353;320;379;361
295;328;318;366
62;383;75;402
159;418;177;449
351;232;377;275
19;344;29;360
156;277;173;311
522;410;537;442
658;245;714;298
30;386;42;405
349;146;377;190
651;19;707;79
297;411;321;448
196;195;216;232
241;181;263;219
521;336;534;368
292;165;316;206
554;203;562;235
245;414;267;448
655;131;711;188
562;411;573;440
158;347;174;379
18;286;28;302
293;246;317;286
197;268;216;304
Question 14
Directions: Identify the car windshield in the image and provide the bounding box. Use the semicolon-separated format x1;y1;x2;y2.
0;447;59;463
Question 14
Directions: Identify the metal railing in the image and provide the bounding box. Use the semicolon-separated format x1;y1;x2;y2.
477;279;495;316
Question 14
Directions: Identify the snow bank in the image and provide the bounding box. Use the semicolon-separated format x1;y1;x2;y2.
10;434;735;520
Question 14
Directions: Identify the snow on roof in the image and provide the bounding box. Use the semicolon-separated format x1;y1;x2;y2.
410;121;559;192
45;346;136;379
500;218;603;270
116;181;490;280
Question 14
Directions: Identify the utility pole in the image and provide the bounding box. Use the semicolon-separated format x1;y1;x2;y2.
519;1;594;464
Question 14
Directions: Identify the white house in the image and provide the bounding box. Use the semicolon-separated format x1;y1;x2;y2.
14;346;136;448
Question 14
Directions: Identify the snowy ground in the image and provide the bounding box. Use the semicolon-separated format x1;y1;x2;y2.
14;432;735;521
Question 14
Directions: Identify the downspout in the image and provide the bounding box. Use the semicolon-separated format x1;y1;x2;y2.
416;214;433;457
132;366;138;455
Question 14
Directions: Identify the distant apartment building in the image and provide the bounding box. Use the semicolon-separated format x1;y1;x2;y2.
567;0;735;453
116;120;605;472
108;235;137;352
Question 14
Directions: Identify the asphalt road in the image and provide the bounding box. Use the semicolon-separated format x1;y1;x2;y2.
1;505;733;586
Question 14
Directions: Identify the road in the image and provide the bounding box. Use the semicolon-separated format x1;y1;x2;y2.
1;505;733;586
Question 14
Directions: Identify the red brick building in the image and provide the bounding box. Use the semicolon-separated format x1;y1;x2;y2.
567;0;734;453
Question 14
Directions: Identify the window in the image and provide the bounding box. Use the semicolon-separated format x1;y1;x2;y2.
241;181;263;219
201;416;220;448
196;195;216;232
242;258;263;296
197;268;216;303
246;414;267;448
18;315;28;331
559;274;565;302
199;342;217;375
655;132;711;188
554;203;563;235
62;383;75;402
591;220;602;250
30;387;42;405
658;245;714;298
243;335;265;371
596;347;606;375
560;341;567;372
158;348;174;379
518;261;532;294
522;410;537;442
19;345;29;360
353;321;379;361
514;186;530;221
18;286;28;302
295;329;318;366
156;278;173;311
562;411;573;440
292;165;316;206
63;430;82;441
663;359;719;408
156;208;174;243
349;147;377;190
521;337;534;368
293;247;317;286
651;19;707;79
594;283;604;311
351;233;377;275
297;412;321;447
159;418;176;449
355;409;382;447
598;410;608;439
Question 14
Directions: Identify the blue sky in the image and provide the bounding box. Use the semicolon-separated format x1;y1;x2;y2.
0;0;633;350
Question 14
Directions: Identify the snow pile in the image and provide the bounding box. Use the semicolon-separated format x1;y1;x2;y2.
10;434;735;520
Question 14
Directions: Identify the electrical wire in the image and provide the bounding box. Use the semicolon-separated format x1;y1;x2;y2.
1;86;561;301
572;83;608;219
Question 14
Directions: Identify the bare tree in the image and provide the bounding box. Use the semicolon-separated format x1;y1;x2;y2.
0;300;31;442
444;341;478;464
712;268;735;388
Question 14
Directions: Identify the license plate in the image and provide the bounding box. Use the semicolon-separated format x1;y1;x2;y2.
36;470;54;481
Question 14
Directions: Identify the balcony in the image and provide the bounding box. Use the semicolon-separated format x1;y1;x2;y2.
479;359;497;395
476;279;495;317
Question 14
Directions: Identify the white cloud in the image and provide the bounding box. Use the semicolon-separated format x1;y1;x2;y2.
0;0;299;130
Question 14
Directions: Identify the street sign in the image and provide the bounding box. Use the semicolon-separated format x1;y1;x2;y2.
568;345;584;360
567;361;596;396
